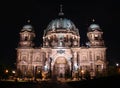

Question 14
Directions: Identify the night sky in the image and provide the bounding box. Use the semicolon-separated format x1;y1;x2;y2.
0;0;120;67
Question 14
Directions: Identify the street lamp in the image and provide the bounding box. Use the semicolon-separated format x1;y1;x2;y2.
11;70;16;80
115;63;120;74
38;70;40;73
81;70;84;79
12;70;16;74
81;70;84;74
116;63;119;67
5;69;9;73
4;69;9;80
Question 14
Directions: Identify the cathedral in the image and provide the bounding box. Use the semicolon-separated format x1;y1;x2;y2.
16;8;107;80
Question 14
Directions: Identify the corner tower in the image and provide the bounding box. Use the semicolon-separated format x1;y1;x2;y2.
19;24;35;47
86;24;107;77
16;23;36;77
87;24;104;47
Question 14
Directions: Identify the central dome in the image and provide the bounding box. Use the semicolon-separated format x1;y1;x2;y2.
46;18;77;32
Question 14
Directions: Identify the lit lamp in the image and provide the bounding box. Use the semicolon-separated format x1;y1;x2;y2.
81;70;84;74
81;70;84;79
74;63;79;79
74;63;78;71
12;70;16;77
4;69;9;80
44;65;48;71
5;69;9;73
116;63;119;67
12;70;16;74
115;63;120;74
38;70;40;73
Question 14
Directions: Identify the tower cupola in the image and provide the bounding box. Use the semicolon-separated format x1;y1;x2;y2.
87;24;104;47
19;23;35;47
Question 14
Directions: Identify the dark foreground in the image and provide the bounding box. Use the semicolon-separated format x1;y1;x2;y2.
0;75;120;88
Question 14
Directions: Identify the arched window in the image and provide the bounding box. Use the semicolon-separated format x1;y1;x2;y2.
96;56;100;60
25;36;28;41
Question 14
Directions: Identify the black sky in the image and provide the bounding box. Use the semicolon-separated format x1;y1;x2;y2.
0;0;120;66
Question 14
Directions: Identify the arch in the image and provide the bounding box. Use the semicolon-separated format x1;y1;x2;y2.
55;56;67;64
53;56;70;78
51;53;72;66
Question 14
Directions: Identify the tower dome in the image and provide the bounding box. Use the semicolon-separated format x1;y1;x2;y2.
21;24;34;32
88;24;101;31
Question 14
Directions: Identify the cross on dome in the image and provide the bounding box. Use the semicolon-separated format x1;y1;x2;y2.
58;4;64;16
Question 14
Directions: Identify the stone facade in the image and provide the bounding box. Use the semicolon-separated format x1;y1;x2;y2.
16;17;107;79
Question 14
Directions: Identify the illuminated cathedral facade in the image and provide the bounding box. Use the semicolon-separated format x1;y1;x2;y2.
16;10;107;80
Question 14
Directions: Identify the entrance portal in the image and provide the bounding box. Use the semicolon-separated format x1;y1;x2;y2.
53;57;70;78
